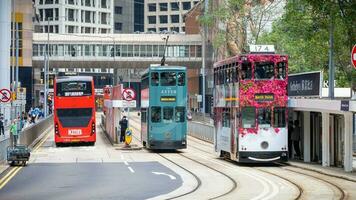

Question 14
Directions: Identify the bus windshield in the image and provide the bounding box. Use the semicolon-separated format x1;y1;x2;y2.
56;81;92;97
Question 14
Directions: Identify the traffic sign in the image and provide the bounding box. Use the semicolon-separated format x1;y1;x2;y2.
125;127;133;145
352;45;356;69
0;89;12;103
122;88;136;101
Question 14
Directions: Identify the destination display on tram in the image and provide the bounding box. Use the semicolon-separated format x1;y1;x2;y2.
254;93;274;102
160;96;176;102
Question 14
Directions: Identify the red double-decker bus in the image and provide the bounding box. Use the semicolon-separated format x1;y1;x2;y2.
213;48;288;162
54;76;96;146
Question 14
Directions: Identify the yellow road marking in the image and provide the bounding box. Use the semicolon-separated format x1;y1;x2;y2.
0;167;22;189
0;130;51;190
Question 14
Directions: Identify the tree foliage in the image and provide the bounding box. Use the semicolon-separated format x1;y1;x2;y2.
259;0;355;87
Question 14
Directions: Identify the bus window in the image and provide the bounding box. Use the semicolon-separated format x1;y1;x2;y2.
241;107;256;128
151;72;159;86
254;62;274;79
273;107;286;127
223;109;230;127
151;107;161;123
177;72;185;86
277;62;286;79
160;72;176;86
175;107;185;122
257;108;271;128
241;62;252;80
163;107;174;123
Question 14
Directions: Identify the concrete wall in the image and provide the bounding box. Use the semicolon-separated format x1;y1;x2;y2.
188;121;214;144
113;0;134;33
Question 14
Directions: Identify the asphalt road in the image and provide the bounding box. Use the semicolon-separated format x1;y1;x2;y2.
0;162;182;200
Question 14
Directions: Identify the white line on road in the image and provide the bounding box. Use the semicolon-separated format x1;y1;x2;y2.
128;167;135;173
124;161;129;166
152;172;176;180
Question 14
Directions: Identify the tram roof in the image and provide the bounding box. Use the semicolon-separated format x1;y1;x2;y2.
213;53;288;68
56;76;93;83
141;66;186;75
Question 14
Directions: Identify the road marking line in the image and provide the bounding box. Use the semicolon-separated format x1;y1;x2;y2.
128;167;134;173
152;171;176;180
124;161;129;166
0;167;22;190
33;133;51;152
0;167;18;185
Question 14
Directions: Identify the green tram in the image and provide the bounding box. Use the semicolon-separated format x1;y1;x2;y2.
140;66;187;149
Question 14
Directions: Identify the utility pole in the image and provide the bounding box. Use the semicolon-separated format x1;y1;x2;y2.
328;11;334;99
201;0;209;113
44;18;51;117
11;1;15;120
15;22;19;117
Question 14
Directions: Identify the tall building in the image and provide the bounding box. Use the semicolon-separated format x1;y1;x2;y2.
113;0;133;33
144;0;201;33
34;0;113;34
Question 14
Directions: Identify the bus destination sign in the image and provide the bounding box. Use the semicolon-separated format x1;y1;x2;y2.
160;96;176;102
255;94;274;102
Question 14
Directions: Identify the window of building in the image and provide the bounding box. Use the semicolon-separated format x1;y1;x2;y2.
147;28;156;32
45;0;54;4
277;62;286;79
101;0;107;8
175;107;185;122
177;72;185;86
222;108;230;127
115;22;122;31
159;27;168;32
182;2;191;10
45;9;54;20
242;107;256;128
151;107;161;123
171;2;179;11
148;16;156;24
115;6;122;14
85;0;91;6
171;27;179;32
257;108;271;128
241;62;252;80
159;15;168;24
68;0;75;5
163;107;173;123
151;72;159;86
171;15;179;23
159;3;168;11
273;107;286;128
160;72;176;86
148;3;156;12
255;62;274;79
67;9;75;21
67;25;75;33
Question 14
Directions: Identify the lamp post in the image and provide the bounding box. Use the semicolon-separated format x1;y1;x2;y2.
44;17;52;117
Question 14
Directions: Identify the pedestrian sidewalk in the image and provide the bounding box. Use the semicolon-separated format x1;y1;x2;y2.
288;160;356;182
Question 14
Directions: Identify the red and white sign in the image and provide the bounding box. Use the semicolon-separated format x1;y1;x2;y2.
122;88;136;101
352;45;356;69
0;89;11;103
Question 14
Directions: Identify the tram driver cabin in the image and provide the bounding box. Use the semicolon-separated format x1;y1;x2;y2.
213;49;288;162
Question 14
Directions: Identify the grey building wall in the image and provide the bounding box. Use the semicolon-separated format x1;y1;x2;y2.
114;0;134;33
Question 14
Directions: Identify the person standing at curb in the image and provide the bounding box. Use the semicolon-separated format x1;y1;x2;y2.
10;119;18;146
119;116;128;143
0;114;4;136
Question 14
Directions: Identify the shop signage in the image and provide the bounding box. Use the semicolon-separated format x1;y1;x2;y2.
340;100;349;111
288;71;322;97
255;93;274;101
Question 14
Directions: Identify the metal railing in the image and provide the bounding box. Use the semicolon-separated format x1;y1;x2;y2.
188;121;214;144
190;112;213;125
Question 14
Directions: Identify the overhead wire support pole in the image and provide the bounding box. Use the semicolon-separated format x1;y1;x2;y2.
328;12;335;99
15;22;19;117
201;0;209;113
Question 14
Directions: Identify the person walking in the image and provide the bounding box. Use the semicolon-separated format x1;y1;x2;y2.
10;119;18;146
119;116;128;143
291;120;301;159
0;114;4;136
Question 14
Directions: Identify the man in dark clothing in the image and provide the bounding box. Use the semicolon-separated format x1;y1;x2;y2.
0;114;4;136
119;116;128;143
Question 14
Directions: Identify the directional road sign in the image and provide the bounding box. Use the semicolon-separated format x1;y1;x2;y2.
122;88;136;101
0;89;12;103
352;44;356;69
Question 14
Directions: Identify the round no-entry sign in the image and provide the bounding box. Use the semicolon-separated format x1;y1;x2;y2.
352;45;356;69
122;88;136;101
0;89;12;103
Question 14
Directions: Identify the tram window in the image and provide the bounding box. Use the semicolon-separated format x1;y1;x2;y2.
255;62;274;79
257;108;271;128
223;109;230;127
277;62;286;79
151;107;161;123
241;62;252;80
232;64;238;82
163;107;174;123
241;107;256;128
273;107;286;127
151;72;159;86
160;72;176;86
177;72;185;86
175;107;185;122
